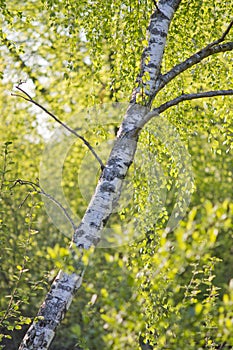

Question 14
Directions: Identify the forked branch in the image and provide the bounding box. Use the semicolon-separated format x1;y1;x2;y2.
12;82;105;170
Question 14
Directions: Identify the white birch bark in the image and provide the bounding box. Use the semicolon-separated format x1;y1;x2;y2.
131;0;181;106
73;103;149;249
19;1;181;349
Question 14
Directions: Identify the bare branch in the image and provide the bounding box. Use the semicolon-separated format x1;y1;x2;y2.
151;89;233;115
155;21;233;93
12;82;105;170
11;179;77;231
19;193;31;208
16;81;33;100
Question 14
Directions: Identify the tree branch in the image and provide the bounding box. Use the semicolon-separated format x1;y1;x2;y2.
11;179;77;231
12;82;105;170
151;89;233;115
155;20;233;93
208;20;233;47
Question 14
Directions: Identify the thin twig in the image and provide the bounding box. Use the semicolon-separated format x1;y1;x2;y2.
152;89;233;115
208;20;233;47
155;21;233;94
152;0;160;12
12;82;105;170
19;193;31;208
11;179;77;231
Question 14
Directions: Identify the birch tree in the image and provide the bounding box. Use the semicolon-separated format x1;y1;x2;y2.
1;0;233;349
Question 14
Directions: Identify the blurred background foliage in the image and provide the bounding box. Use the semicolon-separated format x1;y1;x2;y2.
0;0;232;349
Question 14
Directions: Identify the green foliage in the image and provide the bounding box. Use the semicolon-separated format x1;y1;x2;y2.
0;142;49;345
0;0;233;349
130;200;233;349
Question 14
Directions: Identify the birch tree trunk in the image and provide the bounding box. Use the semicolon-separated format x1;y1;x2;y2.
18;0;233;348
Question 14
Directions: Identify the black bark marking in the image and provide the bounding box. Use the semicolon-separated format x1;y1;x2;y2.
75;229;85;237
103;166;124;181
77;243;84;249
148;62;158;69
84;234;100;246
150;28;167;37
123;160;132;167
102;214;110;226
100;182;115;193
108;157;123;166
90;221;100;228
